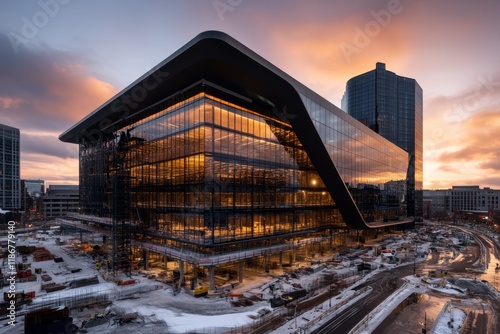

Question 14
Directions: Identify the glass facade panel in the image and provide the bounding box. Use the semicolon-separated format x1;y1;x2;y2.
79;89;342;251
300;94;409;223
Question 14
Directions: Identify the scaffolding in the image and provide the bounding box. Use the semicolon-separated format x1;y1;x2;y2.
109;131;132;278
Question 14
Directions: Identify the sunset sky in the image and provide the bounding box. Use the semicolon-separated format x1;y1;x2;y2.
1;0;499;189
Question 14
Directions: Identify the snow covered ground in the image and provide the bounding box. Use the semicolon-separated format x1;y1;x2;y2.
1;226;498;334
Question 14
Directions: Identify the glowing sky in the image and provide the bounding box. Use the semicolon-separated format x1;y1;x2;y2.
1;0;499;189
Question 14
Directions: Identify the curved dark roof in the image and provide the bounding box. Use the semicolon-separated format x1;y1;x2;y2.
60;30;413;229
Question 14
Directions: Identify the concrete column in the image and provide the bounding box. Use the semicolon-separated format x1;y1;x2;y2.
192;264;197;289
209;266;215;291
143;250;149;270
279;252;283;265
238;261;244;283
179;259;184;284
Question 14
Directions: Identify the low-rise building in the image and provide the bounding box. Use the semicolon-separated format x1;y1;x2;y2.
42;185;79;220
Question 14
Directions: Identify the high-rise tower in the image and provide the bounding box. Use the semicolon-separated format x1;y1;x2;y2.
0;123;21;210
342;62;423;220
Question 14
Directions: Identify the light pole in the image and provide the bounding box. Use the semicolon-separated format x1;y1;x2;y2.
329;285;333;308
413;241;418;275
294;304;297;329
422;311;427;333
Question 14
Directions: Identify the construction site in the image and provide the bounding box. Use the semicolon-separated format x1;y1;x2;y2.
56;82;409;293
1;223;381;333
58;211;366;294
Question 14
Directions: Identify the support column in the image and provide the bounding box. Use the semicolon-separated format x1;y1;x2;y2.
143;250;149;270
179;259;184;284
192;264;197;290
238;261;244;283
209;266;215;291
304;243;308;258
279;252;283;266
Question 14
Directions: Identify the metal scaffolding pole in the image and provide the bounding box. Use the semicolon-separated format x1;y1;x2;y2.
110;131;132;278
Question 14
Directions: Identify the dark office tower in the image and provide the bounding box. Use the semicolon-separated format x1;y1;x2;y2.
0;123;21;210
342;63;423;220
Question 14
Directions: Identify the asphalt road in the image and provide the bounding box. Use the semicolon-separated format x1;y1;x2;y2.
313;265;417;334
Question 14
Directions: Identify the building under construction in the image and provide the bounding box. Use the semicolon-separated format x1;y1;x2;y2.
58;31;414;289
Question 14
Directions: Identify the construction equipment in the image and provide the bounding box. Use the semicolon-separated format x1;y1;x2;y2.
3;291;34;302
194;285;209;297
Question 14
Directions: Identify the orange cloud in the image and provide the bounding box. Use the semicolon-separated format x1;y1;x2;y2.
424;110;500;189
0;33;118;184
22;153;79;185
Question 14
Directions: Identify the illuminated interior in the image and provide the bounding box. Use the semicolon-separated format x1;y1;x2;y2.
78;83;409;256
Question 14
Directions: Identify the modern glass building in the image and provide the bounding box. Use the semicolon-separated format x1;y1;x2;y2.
24;179;45;197
342;62;423;220
0;123;20;210
59;32;413;281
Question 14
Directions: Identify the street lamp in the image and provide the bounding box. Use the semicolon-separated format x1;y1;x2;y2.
329;284;333;308
413;240;418;275
294;304;298;329
422;311;427;333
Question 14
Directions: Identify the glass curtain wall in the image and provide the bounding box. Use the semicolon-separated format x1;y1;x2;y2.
300;94;409;223
80;88;343;250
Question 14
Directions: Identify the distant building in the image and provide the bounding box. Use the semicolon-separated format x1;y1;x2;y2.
0;123;20;210
21;179;45;212
423;189;450;219
423;186;500;217
342;62;423;220
24;179;45;196
450;186;500;213
43;185;79;220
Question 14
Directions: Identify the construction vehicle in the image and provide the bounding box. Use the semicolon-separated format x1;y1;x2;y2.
194;285;209;297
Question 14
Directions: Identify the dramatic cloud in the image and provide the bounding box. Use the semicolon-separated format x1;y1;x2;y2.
424;103;500;189
0;32;117;184
21;131;78;160
1;0;500;189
